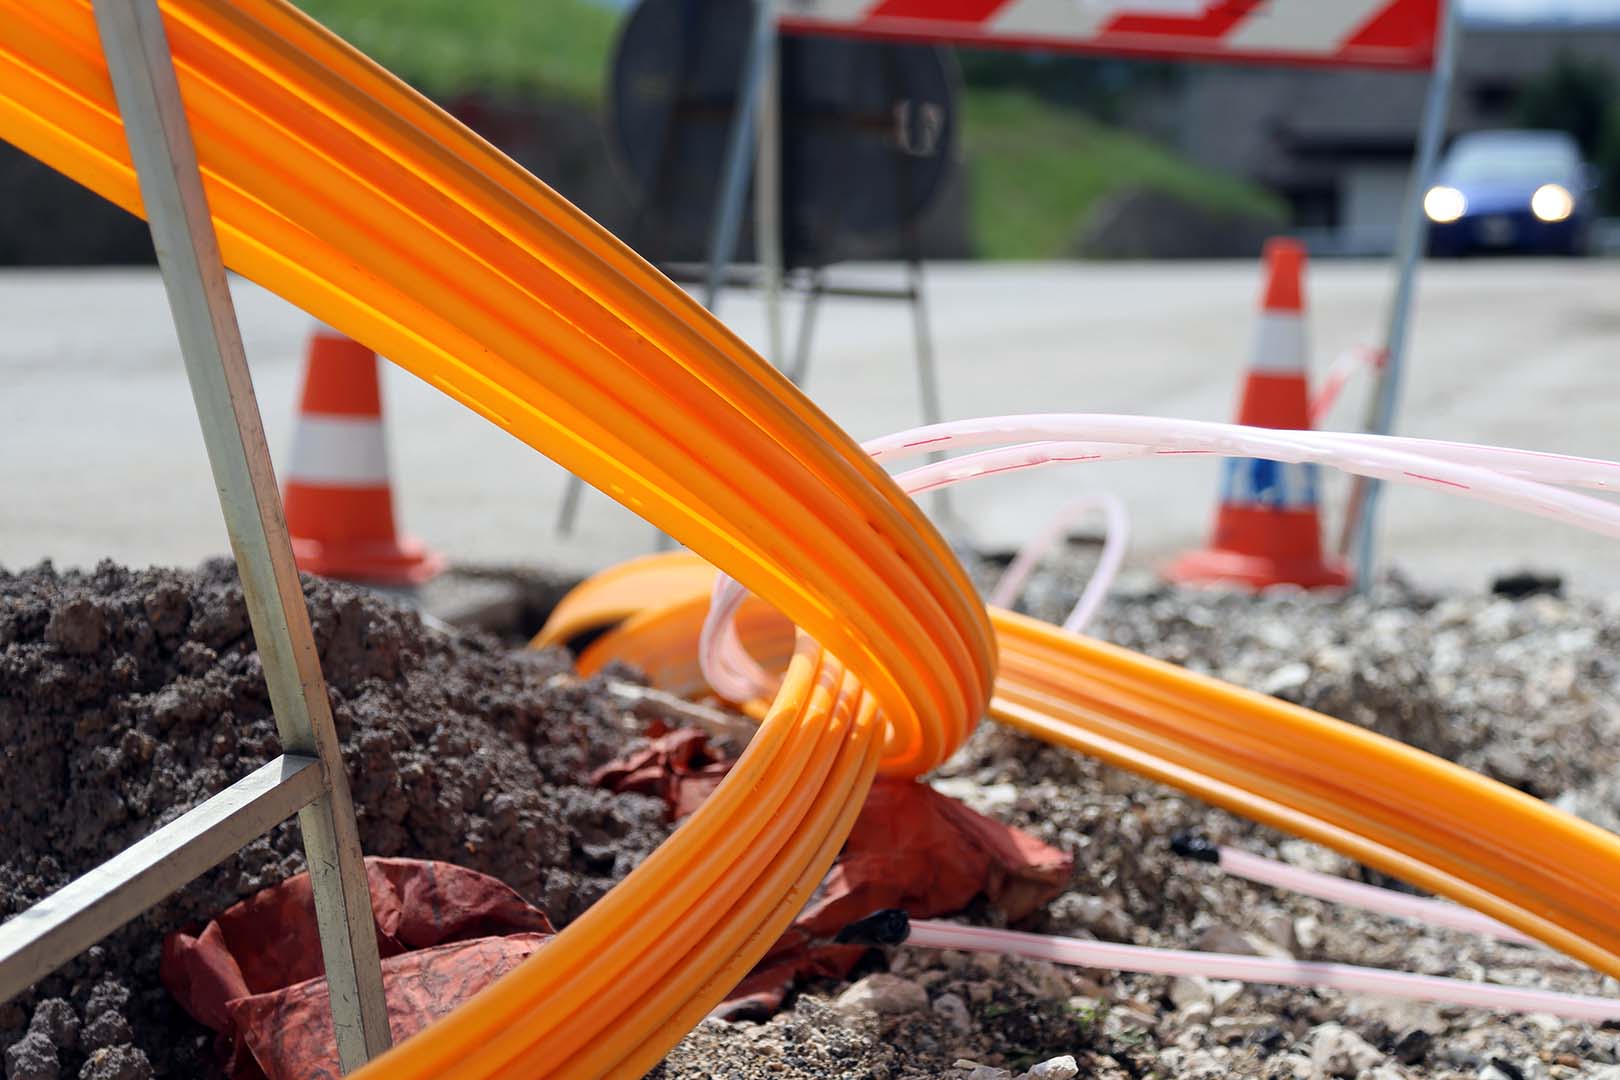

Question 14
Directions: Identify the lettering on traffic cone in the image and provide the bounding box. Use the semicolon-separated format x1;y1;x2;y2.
1166;239;1349;590
281;325;445;586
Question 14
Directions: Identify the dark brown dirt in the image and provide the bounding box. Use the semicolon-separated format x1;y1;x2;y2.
0;559;666;1080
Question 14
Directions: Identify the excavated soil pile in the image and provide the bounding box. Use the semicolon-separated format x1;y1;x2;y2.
0;560;667;1080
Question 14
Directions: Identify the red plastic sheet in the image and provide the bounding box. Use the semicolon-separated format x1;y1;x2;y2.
163;858;553;1079
590;726;733;821
594;729;1073;1016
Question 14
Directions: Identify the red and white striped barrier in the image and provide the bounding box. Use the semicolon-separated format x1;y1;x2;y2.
779;0;1440;70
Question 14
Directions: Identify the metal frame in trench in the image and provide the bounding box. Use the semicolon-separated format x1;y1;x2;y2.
0;2;389;1072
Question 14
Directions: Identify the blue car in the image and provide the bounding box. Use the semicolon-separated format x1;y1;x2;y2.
1424;130;1597;256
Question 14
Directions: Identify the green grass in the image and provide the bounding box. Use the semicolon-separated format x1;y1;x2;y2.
291;0;620;101
962;87;1285;259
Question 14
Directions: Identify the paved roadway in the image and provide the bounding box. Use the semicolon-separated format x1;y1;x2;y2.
4;258;1619;593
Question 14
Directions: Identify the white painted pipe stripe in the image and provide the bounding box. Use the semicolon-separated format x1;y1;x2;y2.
286;415;392;487
1250;314;1307;374
1222;0;1389;53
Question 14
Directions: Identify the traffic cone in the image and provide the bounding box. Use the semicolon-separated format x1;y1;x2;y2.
280;325;445;587
1165;239;1349;590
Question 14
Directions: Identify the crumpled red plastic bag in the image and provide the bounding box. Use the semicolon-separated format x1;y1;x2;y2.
590;726;733;820
593;730;1074;1017
223;933;550;1080
808;779;1075;928
162;857;553;1079
716;778;1074;1017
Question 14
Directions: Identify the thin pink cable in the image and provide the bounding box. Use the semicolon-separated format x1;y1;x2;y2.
1314;431;1620;493
682;416;1620;1014
865;417;1620;515
988;492;1129;634
681;414;1620;1018
865;415;1620;494
907;920;1620;1022
698;574;774;704
1215;846;1538;946
701;417;1620;703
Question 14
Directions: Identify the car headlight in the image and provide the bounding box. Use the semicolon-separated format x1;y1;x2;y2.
1423;186;1467;224
1531;183;1574;223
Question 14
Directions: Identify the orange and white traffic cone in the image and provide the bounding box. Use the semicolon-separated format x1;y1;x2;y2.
280;325;445;587
1165;238;1349;590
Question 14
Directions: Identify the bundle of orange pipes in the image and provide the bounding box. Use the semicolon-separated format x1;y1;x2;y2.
3;4;1619;1077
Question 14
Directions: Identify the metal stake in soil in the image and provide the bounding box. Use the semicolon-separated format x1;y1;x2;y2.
89;0;392;1069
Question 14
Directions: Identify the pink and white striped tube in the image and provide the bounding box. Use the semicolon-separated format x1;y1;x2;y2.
1212;846;1538;946
1309;344;1384;426
988;492;1129;635
700;416;1620;704
865;415;1620;495
907;920;1620;1022
698;573;777;704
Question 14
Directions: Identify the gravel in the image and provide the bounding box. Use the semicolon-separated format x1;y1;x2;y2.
0;560;665;1079
659;552;1620;1078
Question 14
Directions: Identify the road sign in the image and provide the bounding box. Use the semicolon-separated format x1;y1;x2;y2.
779;0;1440;71
612;0;959;268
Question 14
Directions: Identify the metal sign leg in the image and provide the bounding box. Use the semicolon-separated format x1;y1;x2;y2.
786;270;824;386
1339;0;1459;589
702;0;777;313
567;0;779;543
908;260;952;519
556;473;586;536
754;3;784;367
91;0;391;1070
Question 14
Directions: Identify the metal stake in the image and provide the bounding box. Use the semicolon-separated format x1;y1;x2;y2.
786;269;824;386
91;0;391;1069
555;470;585;536
702;0;776;312
754;0;784;367
909;260;952;519
1339;0;1459;589
647;0;777;553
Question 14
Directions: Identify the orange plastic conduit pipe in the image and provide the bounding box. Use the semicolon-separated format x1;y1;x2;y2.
0;2;993;1074
543;552;1620;981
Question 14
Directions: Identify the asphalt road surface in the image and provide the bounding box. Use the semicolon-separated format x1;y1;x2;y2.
4;257;1619;593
